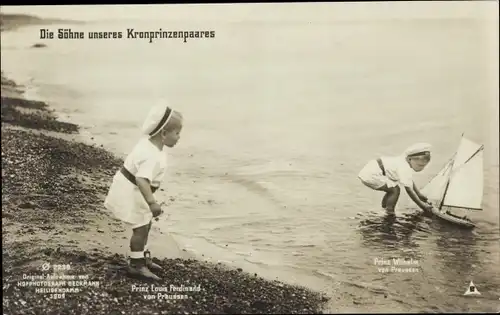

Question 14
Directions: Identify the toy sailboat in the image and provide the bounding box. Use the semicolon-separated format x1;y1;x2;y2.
420;135;484;229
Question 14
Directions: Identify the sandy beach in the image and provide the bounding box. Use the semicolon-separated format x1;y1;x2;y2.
1;14;329;314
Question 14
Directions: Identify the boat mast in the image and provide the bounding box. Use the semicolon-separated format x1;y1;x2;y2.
437;135;463;210
462;145;484;165
421;153;456;188
439;163;454;210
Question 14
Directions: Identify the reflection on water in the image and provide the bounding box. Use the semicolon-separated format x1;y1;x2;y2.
356;208;499;310
433;223;480;290
357;210;430;252
357;208;483;266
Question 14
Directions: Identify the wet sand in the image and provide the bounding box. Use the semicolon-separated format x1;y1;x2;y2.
1;15;329;313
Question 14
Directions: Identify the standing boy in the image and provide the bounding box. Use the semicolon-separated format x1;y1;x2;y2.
105;102;183;280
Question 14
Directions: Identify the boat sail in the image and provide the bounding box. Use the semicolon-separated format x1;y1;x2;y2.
421;136;484;213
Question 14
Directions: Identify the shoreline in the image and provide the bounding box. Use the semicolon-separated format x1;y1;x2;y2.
0;12;82;32
1;67;330;315
1;14;330;314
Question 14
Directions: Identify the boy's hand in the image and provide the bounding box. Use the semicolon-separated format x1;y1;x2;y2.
406;186;433;213
149;202;163;218
420;195;429;203
424;203;433;212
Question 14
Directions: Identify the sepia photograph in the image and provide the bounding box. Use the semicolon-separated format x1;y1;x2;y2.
1;1;499;314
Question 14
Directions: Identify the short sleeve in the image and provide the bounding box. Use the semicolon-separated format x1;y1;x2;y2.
135;157;159;182
398;163;414;187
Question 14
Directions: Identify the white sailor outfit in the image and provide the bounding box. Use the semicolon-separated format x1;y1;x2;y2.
104;103;173;229
358;143;431;190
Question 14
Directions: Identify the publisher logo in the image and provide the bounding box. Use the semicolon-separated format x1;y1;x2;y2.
463;280;481;296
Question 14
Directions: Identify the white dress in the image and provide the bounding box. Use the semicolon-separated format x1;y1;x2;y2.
104;137;168;228
358;155;414;190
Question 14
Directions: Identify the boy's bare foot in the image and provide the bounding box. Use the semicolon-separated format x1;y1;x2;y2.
386;208;395;216
130;265;161;281
144;250;164;271
128;258;161;281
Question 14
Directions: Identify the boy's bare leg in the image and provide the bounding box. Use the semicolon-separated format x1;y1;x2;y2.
385;186;400;214
377;185;401;215
143;221;163;271
130;224;148;252
381;193;389;209
143;221;152;248
129;224;161;280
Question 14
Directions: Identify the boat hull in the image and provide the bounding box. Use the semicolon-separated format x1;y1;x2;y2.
428;206;475;229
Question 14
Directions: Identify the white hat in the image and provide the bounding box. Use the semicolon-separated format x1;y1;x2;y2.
404;143;432;157
141;102;173;136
